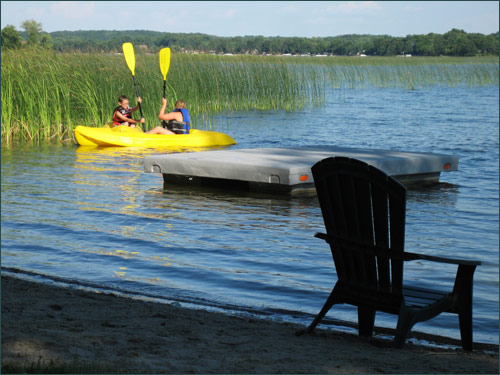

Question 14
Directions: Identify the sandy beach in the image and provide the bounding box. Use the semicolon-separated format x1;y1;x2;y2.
2;275;498;374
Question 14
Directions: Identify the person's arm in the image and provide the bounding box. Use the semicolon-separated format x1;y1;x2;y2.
114;110;131;122
130;97;145;123
158;98;183;122
130;117;145;124
115;110;143;124
131;97;142;112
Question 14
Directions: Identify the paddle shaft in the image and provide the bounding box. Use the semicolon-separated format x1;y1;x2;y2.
132;75;144;119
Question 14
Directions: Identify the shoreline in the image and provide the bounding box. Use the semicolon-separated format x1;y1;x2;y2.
2;274;498;374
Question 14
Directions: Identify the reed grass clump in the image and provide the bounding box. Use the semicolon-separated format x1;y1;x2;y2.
1;49;498;144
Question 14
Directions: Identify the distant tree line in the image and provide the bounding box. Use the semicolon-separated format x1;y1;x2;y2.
2;20;499;56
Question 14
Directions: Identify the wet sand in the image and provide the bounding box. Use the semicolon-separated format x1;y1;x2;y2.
2;275;498;374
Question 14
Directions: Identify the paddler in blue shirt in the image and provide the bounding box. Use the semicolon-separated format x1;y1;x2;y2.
146;98;191;134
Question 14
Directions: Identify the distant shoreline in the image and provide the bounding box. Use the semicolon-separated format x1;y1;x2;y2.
15;28;500;57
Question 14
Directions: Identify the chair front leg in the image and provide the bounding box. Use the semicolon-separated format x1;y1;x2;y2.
358;306;376;337
303;286;338;334
454;264;477;351
394;307;416;348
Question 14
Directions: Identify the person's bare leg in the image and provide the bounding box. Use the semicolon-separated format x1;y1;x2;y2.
146;126;175;135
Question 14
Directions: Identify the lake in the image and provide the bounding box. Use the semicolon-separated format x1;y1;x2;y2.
1;84;498;346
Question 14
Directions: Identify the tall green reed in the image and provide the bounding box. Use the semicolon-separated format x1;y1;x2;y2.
1;49;498;144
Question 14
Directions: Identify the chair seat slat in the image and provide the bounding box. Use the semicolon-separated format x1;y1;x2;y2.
403;285;449;300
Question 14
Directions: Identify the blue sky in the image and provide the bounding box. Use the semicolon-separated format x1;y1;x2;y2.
1;1;498;37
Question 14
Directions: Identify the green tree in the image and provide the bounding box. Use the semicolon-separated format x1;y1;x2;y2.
329;39;348;55
455;35;479;56
1;25;21;49
372;36;390;55
40;33;53;49
21;19;43;45
414;34;434;56
484;33;499;55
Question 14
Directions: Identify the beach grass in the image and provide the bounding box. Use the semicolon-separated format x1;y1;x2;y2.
1;48;498;144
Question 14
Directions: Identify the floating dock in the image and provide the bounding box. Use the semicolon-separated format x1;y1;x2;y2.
143;146;458;195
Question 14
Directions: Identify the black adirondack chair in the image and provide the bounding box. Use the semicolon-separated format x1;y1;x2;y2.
300;156;481;351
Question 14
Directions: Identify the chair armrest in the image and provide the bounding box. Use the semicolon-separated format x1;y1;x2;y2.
404;251;481;266
314;232;328;240
314;232;481;266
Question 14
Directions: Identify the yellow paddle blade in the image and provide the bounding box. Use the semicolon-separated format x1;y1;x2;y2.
122;42;136;76
159;47;171;80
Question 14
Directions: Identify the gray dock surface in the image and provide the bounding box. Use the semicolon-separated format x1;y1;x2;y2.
143;146;458;194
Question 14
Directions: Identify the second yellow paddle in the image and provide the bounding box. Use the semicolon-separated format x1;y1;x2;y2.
159;47;171;99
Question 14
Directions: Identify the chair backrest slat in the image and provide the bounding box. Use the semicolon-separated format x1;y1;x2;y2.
312;157;407;296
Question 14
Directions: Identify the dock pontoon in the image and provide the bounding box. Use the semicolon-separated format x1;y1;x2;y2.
143;146;458;195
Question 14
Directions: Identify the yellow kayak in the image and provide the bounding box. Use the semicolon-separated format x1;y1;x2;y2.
73;125;236;148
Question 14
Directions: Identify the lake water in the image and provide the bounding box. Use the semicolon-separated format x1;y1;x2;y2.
2;85;498;346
